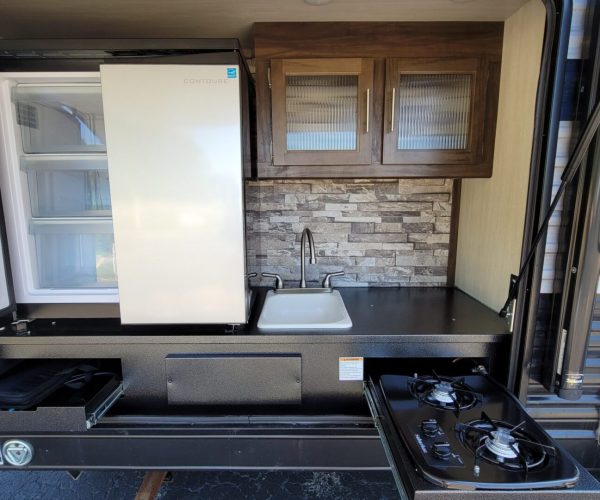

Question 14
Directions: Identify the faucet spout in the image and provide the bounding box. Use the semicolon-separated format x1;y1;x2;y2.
300;227;317;288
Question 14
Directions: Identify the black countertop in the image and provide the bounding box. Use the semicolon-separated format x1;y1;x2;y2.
0;287;510;344
247;287;509;340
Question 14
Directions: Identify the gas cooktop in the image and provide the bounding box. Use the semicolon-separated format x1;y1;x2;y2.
379;372;580;491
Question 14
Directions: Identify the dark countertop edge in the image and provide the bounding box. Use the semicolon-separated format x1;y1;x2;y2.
0;333;509;345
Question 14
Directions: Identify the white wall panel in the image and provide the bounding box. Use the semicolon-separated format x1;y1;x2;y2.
455;0;546;311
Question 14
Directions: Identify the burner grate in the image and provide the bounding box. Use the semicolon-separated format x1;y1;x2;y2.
408;371;480;413
456;411;556;475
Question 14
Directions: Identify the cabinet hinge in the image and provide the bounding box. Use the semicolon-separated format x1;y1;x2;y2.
504;298;516;333
10;318;34;336
267;67;272;89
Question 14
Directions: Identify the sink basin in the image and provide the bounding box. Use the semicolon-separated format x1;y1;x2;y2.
257;290;352;330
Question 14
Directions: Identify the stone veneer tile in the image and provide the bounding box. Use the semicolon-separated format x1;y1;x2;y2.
246;179;452;287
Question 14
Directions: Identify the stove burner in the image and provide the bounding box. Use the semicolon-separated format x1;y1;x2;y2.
409;372;480;412
456;412;556;474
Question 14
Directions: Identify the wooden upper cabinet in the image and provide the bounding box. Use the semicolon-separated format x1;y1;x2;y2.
383;58;486;166
254;22;503;178
270;58;374;166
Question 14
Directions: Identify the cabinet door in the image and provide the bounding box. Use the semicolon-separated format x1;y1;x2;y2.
383;58;486;166
271;58;374;166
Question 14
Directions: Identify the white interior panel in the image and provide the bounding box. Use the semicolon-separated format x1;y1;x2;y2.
455;0;546;311
101;64;247;324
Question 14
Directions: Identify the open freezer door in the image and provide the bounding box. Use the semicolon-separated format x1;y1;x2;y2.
100;64;248;325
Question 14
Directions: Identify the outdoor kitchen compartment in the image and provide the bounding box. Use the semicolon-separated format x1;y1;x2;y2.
0;23;596;497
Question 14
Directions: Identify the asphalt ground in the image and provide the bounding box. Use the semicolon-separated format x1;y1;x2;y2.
0;470;399;499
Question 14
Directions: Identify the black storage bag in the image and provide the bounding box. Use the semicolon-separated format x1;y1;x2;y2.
0;359;23;377
0;359;94;410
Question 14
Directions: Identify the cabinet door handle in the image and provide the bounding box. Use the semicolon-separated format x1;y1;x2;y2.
365;88;370;133
391;87;396;133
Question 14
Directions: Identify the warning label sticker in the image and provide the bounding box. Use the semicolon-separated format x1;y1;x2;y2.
339;357;364;381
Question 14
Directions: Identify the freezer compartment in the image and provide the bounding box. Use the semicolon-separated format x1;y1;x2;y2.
11;85;106;154
0;358;122;432
22;156;111;217
29;219;116;289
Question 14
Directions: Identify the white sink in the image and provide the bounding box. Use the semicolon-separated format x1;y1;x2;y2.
257;290;352;330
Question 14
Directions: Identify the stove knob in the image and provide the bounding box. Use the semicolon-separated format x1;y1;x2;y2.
432;441;452;460
421;418;440;437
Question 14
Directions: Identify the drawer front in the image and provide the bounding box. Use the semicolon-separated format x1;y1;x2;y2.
165;354;302;405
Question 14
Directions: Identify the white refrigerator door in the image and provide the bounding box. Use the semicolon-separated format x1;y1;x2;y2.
100;64;247;324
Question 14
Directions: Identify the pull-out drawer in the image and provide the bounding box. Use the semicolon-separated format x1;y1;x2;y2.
0;359;123;432
364;378;412;500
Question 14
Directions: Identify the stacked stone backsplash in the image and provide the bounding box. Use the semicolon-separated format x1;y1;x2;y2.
246;179;454;287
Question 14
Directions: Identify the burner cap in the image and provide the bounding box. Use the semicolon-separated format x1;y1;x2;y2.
429;382;456;404
485;429;519;460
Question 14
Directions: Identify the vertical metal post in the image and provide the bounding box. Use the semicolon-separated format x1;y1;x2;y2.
507;0;572;399
554;130;600;398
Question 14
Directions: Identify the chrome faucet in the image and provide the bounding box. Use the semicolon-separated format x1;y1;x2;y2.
300;227;317;288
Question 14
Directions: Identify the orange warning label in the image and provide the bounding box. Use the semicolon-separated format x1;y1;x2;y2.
339;357;364;381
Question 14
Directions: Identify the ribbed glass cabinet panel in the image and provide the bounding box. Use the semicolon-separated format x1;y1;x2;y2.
285;75;358;151
396;74;471;150
383;57;484;167
271;58;374;166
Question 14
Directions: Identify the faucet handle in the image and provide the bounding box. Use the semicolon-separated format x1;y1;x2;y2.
246;272;257;279
322;271;345;289
262;272;284;290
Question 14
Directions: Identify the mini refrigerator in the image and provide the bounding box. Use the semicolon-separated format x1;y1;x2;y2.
0;42;252;324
